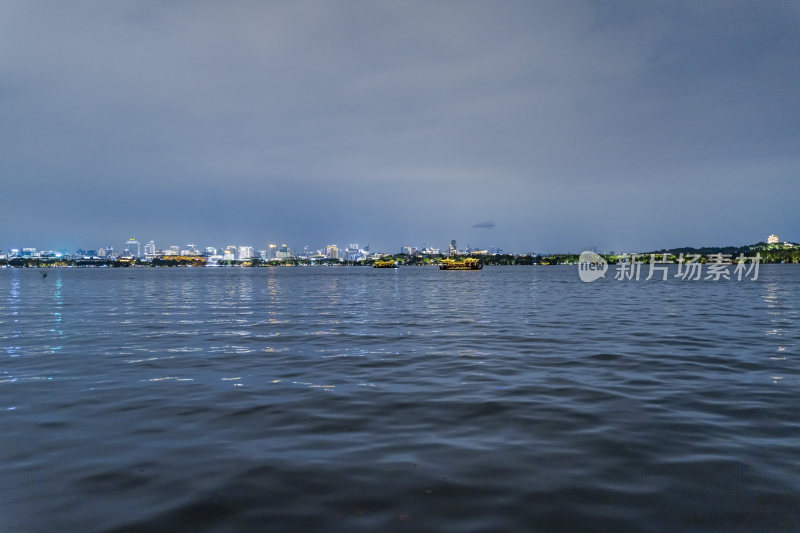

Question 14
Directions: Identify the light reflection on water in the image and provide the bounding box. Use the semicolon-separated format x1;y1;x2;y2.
0;266;798;532
5;275;21;356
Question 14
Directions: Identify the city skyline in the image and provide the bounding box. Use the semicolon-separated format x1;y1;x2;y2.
2;231;796;262
0;237;499;259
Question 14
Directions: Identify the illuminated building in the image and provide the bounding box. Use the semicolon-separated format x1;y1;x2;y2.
124;238;141;258
276;244;291;259
767;234;779;244
326;245;339;259
181;244;199;256
345;243;365;261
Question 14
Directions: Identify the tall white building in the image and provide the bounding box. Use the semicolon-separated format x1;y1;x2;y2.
345;243;364;261
181;244;198;256
123;238;141;258
238;246;255;260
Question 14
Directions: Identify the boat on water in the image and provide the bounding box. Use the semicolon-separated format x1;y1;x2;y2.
439;258;483;270
373;259;399;268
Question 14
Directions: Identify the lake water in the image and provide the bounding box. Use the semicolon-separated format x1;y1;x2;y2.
1;266;798;532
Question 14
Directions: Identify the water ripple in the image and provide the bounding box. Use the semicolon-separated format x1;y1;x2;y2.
0;266;798;532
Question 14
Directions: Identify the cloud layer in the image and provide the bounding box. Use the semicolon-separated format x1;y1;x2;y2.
1;1;798;252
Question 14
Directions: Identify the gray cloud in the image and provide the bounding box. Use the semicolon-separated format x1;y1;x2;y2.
1;1;798;253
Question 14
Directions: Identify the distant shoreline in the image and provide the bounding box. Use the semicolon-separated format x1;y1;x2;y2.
2;241;798;267
2;260;799;269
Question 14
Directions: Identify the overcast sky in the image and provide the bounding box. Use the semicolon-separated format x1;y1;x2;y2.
1;1;798;253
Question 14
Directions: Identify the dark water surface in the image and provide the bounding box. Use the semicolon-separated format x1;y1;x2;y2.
1;266;798;532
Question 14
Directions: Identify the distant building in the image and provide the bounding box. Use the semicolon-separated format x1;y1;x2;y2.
449;240;457;256
144;241;156;257
182;244;199;256
345;243;364;261
276;244;292;260
767;234;779;244
326;244;339;260
238;246;255;260
123;238;141;258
